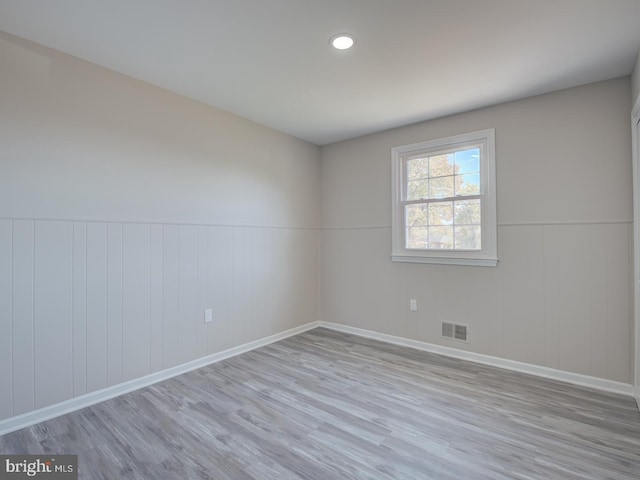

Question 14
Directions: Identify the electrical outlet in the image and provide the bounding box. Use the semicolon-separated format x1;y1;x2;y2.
409;299;418;311
204;308;213;323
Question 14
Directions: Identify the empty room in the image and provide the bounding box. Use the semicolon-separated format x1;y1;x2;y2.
1;1;640;479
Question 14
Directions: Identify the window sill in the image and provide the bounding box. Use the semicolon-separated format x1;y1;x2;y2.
391;254;498;267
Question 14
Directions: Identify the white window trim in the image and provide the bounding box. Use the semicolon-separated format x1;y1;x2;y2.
391;129;498;267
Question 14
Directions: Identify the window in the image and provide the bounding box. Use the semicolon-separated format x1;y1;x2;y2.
391;129;497;266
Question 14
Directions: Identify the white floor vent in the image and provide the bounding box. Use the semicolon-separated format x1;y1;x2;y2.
441;322;469;342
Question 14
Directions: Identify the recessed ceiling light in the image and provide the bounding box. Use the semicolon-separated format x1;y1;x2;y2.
330;34;354;50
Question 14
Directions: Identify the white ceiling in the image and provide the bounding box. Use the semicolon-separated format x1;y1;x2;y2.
2;0;640;145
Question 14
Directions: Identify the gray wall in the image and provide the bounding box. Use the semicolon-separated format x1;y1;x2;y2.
632;49;640;108
632;48;640;396
0;33;321;421
321;78;633;383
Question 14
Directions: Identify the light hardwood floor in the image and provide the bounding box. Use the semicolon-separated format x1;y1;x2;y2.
1;328;639;479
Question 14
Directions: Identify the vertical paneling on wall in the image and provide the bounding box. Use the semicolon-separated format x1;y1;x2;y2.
12;220;35;415
86;222;108;393
0;219;319;421
0;221;12;420
321;222;632;384
34;221;74;409
72;222;87;397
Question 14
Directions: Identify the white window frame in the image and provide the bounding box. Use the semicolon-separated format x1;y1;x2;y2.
391;129;498;267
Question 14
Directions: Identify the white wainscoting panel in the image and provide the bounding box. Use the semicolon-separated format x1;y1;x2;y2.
206;226;230;354
107;223;124;387
149;224;164;374
72;221;87;397
122;223;151;381
0;220;12;419
34;220;74;409
178;225;199;364
12;220;35;415
0;218;320;422
321;222;633;384
86;222;108;393
162;224;180;370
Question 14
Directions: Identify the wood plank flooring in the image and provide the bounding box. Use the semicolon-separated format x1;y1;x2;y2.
1;328;639;479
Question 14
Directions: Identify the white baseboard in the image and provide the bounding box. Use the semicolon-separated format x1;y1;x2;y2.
319;322;634;397
2;319;635;436
0;321;320;437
